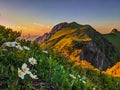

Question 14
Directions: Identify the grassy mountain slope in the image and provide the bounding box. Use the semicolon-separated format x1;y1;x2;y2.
39;22;119;70
104;29;120;55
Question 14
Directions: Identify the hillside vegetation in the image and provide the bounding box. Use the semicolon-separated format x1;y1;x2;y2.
1;25;120;90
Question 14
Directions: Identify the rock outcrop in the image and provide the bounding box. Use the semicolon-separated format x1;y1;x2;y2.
79;41;110;70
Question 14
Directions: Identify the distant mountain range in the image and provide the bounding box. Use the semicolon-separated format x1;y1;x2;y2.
19;34;40;41
35;22;120;71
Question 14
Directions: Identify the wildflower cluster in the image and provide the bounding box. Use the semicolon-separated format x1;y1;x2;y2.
4;41;30;51
18;62;38;80
3;41;38;80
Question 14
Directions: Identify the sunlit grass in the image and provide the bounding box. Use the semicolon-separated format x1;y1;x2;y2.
49;28;76;41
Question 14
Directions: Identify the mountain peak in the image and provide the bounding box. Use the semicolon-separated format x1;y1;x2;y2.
35;22;94;44
110;28;120;34
51;22;82;30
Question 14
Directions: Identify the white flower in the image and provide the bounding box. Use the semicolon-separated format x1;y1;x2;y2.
23;46;30;50
93;87;96;90
28;57;37;65
5;42;15;47
18;68;26;79
5;41;20;47
29;72;38;79
42;50;48;54
69;74;76;79
16;45;23;50
22;63;30;74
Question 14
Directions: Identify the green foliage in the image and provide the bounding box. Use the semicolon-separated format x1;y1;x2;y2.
0;25;21;45
0;25;92;90
86;69;120;90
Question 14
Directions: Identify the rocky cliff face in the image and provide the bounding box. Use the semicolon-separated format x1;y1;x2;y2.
35;22;119;70
79;41;110;70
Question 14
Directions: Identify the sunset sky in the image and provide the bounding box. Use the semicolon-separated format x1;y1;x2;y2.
0;0;120;35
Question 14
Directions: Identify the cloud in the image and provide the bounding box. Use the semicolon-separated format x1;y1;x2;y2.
33;22;52;29
33;22;44;27
16;26;28;30
47;25;51;28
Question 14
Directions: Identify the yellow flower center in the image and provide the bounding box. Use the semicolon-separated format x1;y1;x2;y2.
18;71;22;76
31;60;35;64
9;42;13;47
23;67;28;72
18;45;21;49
